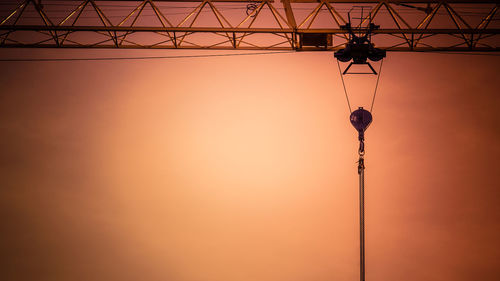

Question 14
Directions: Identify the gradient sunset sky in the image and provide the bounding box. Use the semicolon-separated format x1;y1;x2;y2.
1;46;499;281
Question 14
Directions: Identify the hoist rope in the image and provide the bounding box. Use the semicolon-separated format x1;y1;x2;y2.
336;59;353;114
336;59;385;114
369;59;384;113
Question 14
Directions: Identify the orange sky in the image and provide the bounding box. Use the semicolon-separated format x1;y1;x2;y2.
0;49;499;281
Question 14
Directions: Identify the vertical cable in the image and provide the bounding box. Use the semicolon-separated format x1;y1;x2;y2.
359;155;366;281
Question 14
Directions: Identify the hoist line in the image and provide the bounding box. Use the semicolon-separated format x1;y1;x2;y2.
358;153;366;281
369;59;384;113
336;59;353;114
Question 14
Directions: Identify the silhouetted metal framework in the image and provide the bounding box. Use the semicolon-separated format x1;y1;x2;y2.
0;0;498;51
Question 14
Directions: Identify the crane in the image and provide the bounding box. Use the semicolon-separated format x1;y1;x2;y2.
1;2;498;281
0;0;498;52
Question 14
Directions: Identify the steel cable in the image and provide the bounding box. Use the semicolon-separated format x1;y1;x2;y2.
336;59;353;114
369;59;384;113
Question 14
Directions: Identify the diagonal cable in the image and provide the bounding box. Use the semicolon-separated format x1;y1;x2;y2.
369;59;384;112
336;59;352;114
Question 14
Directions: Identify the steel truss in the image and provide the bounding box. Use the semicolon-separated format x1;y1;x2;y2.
0;0;498;51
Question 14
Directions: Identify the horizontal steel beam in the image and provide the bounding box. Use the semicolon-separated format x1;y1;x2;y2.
2;44;498;51
288;0;499;3
40;0;275;2
38;0;499;2
1;26;499;34
0;0;498;51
